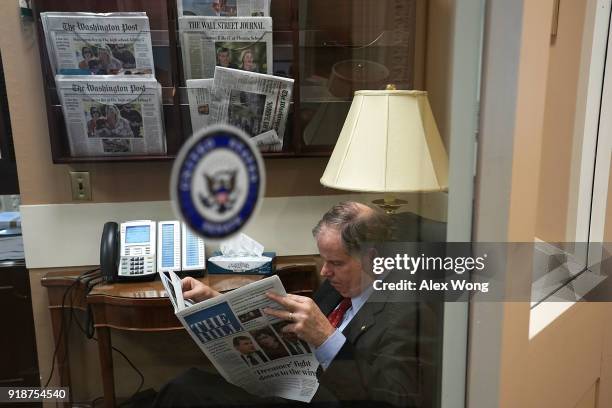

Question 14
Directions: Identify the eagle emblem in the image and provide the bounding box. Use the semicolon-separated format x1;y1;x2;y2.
199;169;238;214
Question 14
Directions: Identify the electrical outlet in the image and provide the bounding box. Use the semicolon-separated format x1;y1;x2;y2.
70;171;92;201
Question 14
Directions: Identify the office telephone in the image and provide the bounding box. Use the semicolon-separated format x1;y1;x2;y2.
100;220;206;282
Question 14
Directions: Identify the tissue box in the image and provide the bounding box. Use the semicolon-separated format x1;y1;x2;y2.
207;251;276;275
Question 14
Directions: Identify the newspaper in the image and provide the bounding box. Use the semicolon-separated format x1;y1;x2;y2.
186;79;215;133
41;12;155;76
178;0;270;17
179;16;273;79
159;272;320;402
55;75;166;157
186;78;283;151
211;66;293;151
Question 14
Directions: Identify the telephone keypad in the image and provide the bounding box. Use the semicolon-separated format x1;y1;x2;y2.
120;255;155;276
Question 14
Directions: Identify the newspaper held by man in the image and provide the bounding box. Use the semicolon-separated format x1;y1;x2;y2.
211;66;293;151
159;272;320;402
179;16;273;79
41;12;155;76
55;75;166;157
177;0;271;17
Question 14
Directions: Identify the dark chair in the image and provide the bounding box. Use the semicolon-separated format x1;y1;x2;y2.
275;263;320;298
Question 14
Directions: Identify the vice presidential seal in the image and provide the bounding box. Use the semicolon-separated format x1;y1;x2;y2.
170;124;265;240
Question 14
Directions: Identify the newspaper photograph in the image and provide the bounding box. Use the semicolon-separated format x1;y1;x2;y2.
211;66;293;151
186;79;215;134
178;0;270;17
41;12;155;75
55;75;166;157
179;16;273;79
159;272;320;402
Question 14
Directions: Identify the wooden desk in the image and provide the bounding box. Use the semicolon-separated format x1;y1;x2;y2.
41;257;318;408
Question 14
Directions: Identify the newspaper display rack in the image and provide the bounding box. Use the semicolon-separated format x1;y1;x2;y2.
159;272;320;402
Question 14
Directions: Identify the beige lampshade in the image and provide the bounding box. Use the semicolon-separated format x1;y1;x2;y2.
321;90;448;193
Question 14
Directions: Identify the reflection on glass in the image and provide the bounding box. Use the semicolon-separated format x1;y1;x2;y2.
532;0;599;303
299;0;419;146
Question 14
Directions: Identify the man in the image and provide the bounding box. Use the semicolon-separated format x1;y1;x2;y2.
210;0;223;16
233;336;269;367
155;202;423;407
273;322;312;355
216;47;237;69
251;329;290;360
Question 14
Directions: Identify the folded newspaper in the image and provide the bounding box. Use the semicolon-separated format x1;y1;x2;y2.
41;12;155;76
186;74;286;151
159;271;320;402
210;66;293;151
179;16;273;79
186;78;215;132
177;0;271;17
55;75;166;157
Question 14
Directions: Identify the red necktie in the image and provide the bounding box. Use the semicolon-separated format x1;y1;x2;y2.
327;298;352;328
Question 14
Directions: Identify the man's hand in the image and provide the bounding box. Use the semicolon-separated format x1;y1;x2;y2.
264;292;335;347
182;277;220;302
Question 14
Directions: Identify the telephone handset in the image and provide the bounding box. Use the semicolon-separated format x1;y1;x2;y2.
100;220;205;282
100;221;120;281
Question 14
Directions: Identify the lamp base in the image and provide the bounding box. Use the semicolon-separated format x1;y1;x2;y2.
372;198;408;214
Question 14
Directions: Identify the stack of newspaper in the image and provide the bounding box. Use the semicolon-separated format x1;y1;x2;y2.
177;0;271;17
177;0;273;80
55;76;166;156
179;16;273;80
41;12;155;76
159;271;320;402
41;12;166;157
187;66;293;152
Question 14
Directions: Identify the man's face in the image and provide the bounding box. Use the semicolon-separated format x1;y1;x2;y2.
212;1;221;12
217;51;230;67
317;227;367;298
257;333;277;348
236;338;255;354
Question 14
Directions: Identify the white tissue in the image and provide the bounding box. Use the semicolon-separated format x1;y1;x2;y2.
220;233;264;257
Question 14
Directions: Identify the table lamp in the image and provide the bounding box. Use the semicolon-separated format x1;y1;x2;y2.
320;86;449;213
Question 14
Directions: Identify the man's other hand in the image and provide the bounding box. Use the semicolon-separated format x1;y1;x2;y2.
182;277;220;302
264;292;335;347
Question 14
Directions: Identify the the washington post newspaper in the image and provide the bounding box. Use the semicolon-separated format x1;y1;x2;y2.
55;75;166;157
179;16;273;79
177;0;271;17
41;12;154;76
211;66;292;151
159;272;320;402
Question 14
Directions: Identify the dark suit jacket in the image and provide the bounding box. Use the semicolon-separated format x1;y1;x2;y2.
313;280;430;408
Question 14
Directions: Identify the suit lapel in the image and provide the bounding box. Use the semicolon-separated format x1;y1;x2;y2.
342;300;386;343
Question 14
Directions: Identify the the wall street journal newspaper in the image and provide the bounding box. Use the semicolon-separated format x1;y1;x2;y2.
159;272;320;402
177;0;270;17
179;17;273;79
211;67;293;151
186;78;215;134
55;75;166;157
41;12;155;75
